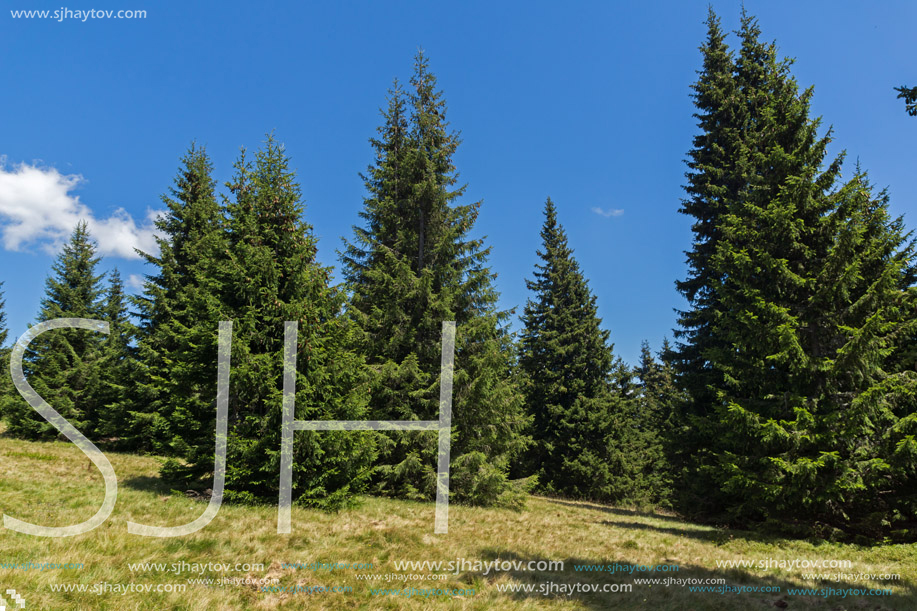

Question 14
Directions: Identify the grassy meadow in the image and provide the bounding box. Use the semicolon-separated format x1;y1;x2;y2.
0;429;914;610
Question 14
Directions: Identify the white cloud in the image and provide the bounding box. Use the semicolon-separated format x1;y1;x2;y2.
591;206;624;218
126;273;146;292
0;158;161;259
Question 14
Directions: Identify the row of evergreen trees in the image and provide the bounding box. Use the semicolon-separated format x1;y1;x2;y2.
0;53;663;511
0;11;914;540
0;228;135;442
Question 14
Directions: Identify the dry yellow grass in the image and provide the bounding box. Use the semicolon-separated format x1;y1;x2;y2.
0;431;914;610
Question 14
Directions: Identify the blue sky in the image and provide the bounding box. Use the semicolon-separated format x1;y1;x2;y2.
0;0;914;365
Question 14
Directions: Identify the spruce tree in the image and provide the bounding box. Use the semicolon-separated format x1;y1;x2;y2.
673;8;742;430
91;269;140;445
635;339;680;504
896;85;917;116
4;222;105;439
213;135;374;508
341;53;529;507
676;11;917;538
0;281;7;349
132;143;227;455
518;198;641;502
0;281;11;418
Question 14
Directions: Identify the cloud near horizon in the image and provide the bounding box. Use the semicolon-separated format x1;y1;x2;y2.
0;158;161;259
591;206;624;218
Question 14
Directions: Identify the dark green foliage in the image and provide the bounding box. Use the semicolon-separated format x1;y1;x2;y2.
0;281;11;417
212;135;375;509
519;198;651;503
132;143;227;455
89;269;141;445
635;339;681;505
896;85;917;116
674;9;740;413
0;281;7;349
3;222;105;439
675;10;917;539
136;140;375;509
341;53;529;507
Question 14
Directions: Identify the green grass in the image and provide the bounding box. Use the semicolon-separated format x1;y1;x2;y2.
0;431;914;610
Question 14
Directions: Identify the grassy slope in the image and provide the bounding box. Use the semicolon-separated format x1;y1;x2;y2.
0;433;915;610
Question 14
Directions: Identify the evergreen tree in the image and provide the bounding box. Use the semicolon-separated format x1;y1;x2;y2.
0;281;7;349
518;198;642;502
673;8;741;432
211;135;374;509
676;11;917;538
341;53;529;507
132;143;227;455
896;85;917;116
4;222;105;439
635;339;680;504
0;281;11;418
91;269;140;445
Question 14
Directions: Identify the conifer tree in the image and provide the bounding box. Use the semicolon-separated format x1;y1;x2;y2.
341;53;529;507
676;11;917;537
635;339;680;504
0;281;7;349
132;143;227;455
518;198;642;501
4;222;105;439
212;135;374;508
896;85;917;116
0;281;11;416
91;269;140;445
674;8;741;424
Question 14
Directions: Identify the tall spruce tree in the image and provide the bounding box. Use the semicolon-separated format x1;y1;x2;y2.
0;281;7;349
211;135;374;508
635;339;681;504
4;222;105;439
91;269;140;445
518;198;643;502
132;143;227;455
676;11;917;538
673;8;741;436
341;53;529;507
0;281;10;417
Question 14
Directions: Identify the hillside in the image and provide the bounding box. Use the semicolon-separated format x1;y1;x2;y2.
0;432;914;610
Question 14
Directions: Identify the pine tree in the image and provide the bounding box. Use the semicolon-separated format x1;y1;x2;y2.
676;11;917;538
635;339;680;505
0;281;7;349
132;143;227;455
4;222;105;439
341;53;529;507
674;8;742;426
518;198;642;501
896;85;917;116
91;269;140;445
211;134;374;508
0;281;11;418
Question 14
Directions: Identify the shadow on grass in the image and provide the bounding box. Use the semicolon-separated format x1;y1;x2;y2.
547;497;794;547
473;548;915;610
599;520;783;547
121;475;174;495
545;497;688;524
